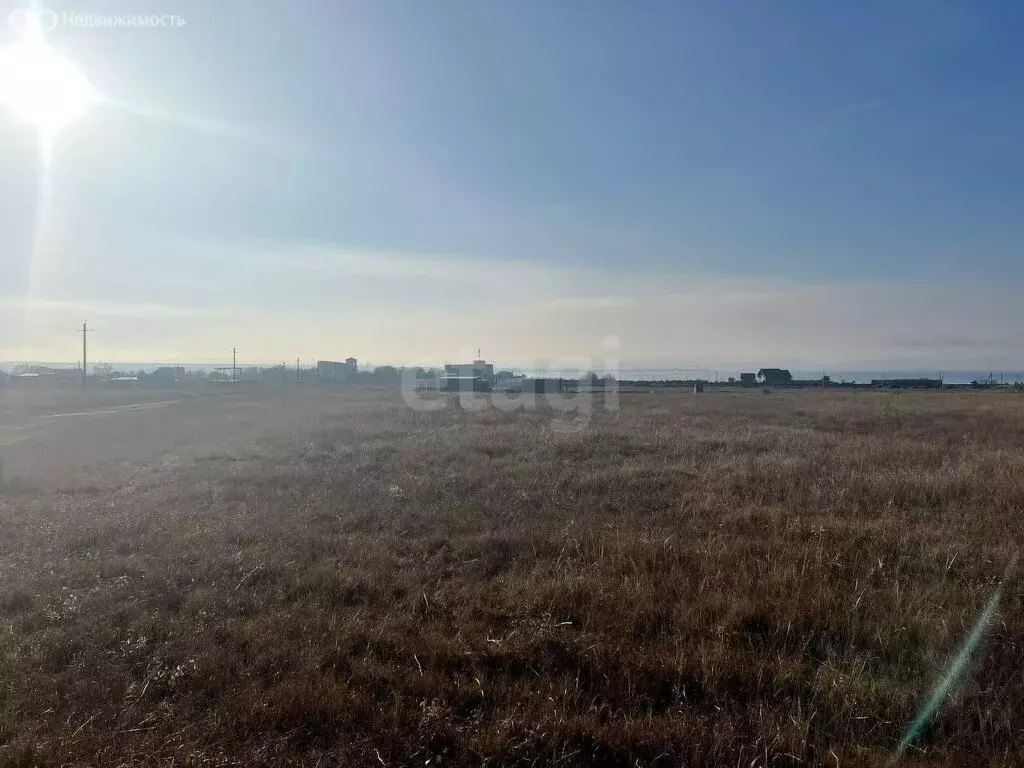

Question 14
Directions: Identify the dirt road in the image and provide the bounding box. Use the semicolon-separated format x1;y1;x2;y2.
0;391;371;485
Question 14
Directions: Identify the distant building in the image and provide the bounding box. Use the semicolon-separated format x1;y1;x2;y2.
11;372;60;386
757;368;793;386
440;376;491;393
740;372;757;387
474;359;494;385
318;359;357;380
519;377;566;393
20;365;79;384
444;359;495;387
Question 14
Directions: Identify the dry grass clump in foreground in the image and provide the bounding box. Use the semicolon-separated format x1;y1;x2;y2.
2;389;1024;766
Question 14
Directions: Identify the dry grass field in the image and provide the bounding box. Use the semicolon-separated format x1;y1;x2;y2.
2;388;1024;766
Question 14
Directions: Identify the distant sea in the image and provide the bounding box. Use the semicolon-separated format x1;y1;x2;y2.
518;369;1024;385
3;363;1021;386
578;369;1024;385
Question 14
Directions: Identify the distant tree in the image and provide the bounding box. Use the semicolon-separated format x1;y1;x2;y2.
371;365;401;384
92;362;113;379
152;367;180;381
11;363;30;375
727;376;736;384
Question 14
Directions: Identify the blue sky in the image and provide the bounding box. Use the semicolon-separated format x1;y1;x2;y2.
1;0;1024;368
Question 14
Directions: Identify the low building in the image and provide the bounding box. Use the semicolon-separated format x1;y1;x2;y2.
740;372;757;387
519;378;566;393
317;359;357;380
494;372;523;391
444;359;495;388
17;366;80;385
10;372;64;387
440;376;491;393
757;368;793;386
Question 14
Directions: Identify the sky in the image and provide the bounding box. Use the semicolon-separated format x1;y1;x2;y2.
1;0;1024;370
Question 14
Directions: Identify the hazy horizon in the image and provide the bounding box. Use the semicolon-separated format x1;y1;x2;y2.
4;360;1022;386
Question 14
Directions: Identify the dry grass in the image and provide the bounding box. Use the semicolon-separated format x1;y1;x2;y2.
2;389;1024;766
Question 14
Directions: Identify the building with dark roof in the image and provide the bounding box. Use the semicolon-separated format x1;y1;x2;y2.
757;368;793;386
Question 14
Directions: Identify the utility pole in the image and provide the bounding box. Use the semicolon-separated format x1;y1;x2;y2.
232;348;237;383
79;322;91;390
296;357;301;384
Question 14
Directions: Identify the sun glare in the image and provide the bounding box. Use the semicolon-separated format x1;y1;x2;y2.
0;27;94;135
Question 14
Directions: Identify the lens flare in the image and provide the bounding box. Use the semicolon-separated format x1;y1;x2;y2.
0;15;94;136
